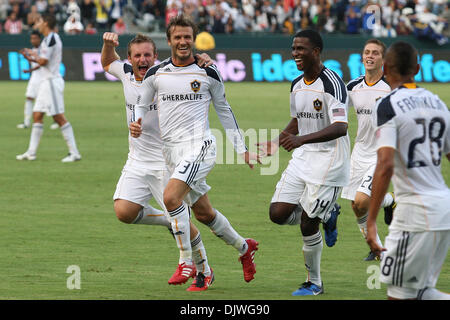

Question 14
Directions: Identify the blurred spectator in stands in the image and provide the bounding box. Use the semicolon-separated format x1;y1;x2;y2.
67;0;81;19
94;0;111;30
440;3;449;37
360;0;379;34
182;1;198;22
410;5;448;45
4;11;22;34
431;0;446;15
165;1;179;26
64;13;84;34
252;8;269;31
292;0;301;30
26;5;41;29
112;16;127;34
261;0;277;32
197;5;211;32
9;3;26;24
385;23;397;37
35;0;47;14
242;0;255;18
84;21;98;34
346;6;360;33
211;3;226;33
346;0;361;17
109;0;126;29
275;0;288;31
414;0;429;14
233;8;252;32
282;15;294;34
80;0;96;26
334;0;348;33
293;1;311;30
138;0;165;31
396;10;413;35
0;0;8;24
324;8;336;33
312;3;328;32
382;0;396;26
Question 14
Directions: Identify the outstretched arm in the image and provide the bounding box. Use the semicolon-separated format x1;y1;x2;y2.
101;32;120;70
257;118;298;157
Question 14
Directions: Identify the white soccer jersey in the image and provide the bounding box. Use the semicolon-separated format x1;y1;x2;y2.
374;85;450;231
289;67;350;186
38;32;62;80
347;76;391;163
106;60;165;169
29;47;43;81
138;58;247;154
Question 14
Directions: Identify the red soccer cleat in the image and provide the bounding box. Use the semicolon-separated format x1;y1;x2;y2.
238;239;259;282
168;263;196;285
186;269;215;292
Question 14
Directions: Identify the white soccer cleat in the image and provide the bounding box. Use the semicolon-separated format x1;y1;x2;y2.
50;123;59;130
17;123;29;129
61;153;81;163
16;152;36;161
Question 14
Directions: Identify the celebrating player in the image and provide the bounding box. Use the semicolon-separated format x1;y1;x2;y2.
101;32;216;291
16;14;81;163
367;41;450;300
258;29;349;296
130;14;260;289
341;39;396;261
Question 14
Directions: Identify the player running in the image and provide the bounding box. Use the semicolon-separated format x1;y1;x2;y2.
367;41;450;300
101;32;215;291
341;39;396;261
258;29;349;296
130;14;260;288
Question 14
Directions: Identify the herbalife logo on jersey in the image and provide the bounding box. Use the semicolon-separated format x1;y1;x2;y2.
161;93;204;102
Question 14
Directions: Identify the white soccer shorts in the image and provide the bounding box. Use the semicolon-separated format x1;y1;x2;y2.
113;159;168;210
341;160;376;201
25;74;41;99
380;229;450;299
271;158;342;221
164;139;215;207
33;77;65;116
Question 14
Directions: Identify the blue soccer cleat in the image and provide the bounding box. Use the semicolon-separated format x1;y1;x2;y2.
322;203;340;247
292;281;324;296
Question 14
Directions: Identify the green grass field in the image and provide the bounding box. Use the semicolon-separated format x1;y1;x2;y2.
0;81;448;301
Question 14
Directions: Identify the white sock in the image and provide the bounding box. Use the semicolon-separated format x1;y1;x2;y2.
60;122;80;156
168;203;192;265
381;193;394;208
357;213;383;247
27;123;43;155
24;100;33;126
418;287;450;300
283;205;302;225
132;205;171;227
191;233;211;276
208;209;247;255
302;231;323;286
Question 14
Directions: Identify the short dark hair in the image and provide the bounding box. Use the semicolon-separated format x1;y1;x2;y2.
386;41;418;76
166;14;199;41
42;14;57;29
31;30;41;38
127;33;157;57
364;38;387;57
294;29;323;53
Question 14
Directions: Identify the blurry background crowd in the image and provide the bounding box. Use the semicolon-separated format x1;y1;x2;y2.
0;0;448;44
